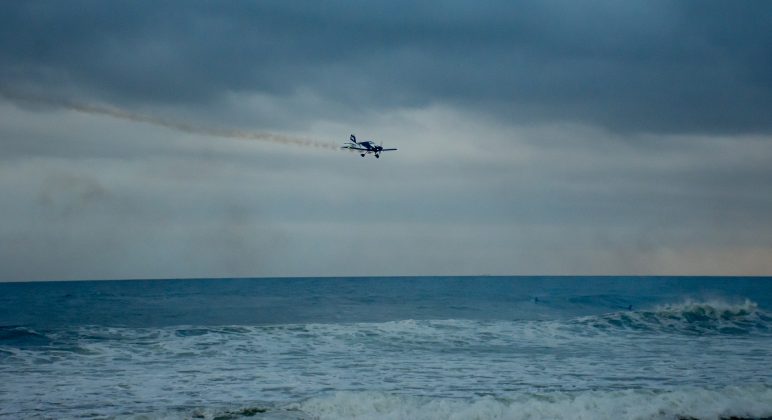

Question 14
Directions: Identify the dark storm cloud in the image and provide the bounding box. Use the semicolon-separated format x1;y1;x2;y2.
1;0;771;134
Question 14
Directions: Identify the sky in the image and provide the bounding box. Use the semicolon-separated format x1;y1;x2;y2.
1;1;771;280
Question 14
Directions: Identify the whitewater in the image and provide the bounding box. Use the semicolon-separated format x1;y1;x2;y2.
1;276;770;419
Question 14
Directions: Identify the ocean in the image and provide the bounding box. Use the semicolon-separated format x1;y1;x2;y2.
1;276;771;419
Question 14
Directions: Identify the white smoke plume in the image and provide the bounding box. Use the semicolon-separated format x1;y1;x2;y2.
1;90;340;150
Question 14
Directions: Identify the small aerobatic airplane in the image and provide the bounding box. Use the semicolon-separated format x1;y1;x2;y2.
341;134;397;158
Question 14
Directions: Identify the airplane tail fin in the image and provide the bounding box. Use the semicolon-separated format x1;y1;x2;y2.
350;134;357;143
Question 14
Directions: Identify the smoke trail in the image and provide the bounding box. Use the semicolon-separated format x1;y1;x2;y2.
1;90;340;150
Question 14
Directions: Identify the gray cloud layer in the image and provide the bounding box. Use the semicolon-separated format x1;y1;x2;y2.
2;1;771;134
1;2;772;280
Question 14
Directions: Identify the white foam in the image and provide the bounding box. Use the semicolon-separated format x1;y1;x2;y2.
652;298;759;318
2;312;771;418
294;386;772;420
572;298;771;337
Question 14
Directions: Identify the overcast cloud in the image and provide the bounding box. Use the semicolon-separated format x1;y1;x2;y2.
1;1;771;280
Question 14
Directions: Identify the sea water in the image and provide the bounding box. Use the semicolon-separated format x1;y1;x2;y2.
1;276;771;419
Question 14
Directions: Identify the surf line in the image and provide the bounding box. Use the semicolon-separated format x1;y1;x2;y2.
1;90;339;151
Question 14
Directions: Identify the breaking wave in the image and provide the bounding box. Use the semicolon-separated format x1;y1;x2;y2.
291;387;772;420
578;299;771;336
153;386;772;420
0;326;50;346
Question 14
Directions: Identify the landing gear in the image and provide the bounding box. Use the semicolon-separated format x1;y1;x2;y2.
375;154;380;158
360;154;365;157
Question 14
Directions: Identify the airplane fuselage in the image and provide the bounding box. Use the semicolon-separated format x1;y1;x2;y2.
341;135;397;158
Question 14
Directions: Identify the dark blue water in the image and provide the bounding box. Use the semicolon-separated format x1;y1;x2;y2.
1;276;771;419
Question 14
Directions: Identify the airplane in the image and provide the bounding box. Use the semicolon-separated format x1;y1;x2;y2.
341;134;397;158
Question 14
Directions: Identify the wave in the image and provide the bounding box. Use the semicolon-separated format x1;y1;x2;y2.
0;300;768;357
1;300;768;353
0;326;50;346
578;299;771;336
288;387;772;420
80;386;772;419
3;307;772;419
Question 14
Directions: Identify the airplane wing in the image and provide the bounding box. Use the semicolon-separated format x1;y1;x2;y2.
380;148;398;151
